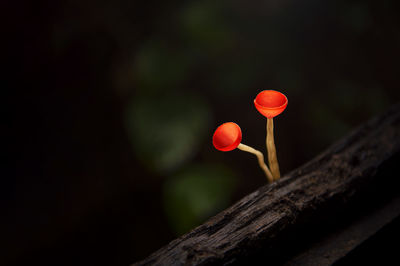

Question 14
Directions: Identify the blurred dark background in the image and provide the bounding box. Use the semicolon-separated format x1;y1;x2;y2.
4;0;400;265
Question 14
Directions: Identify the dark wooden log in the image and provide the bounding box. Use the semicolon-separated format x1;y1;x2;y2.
133;103;400;266
284;194;400;265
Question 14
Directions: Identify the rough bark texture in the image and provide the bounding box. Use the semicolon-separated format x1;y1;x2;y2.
133;104;400;266
285;195;400;265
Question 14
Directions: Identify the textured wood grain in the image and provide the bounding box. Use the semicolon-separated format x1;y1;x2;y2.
133;104;400;266
284;195;400;265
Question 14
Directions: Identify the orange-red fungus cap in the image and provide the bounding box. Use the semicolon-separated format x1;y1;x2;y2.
254;90;288;118
212;122;242;152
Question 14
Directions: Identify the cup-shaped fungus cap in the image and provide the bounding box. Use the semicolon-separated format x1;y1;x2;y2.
254;90;288;118
212;122;242;152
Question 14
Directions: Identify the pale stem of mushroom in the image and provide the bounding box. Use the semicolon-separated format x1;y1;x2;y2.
266;118;281;180
237;143;274;183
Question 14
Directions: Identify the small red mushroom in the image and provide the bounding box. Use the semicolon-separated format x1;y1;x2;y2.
213;122;274;182
254;90;288;119
254;90;288;180
212;122;242;152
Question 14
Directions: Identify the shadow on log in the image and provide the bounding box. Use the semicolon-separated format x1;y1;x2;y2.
133;104;400;266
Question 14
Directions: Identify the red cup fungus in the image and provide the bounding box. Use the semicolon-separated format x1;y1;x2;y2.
212;89;288;183
212;122;242;152
212;122;274;183
254;89;288;181
254;90;288;119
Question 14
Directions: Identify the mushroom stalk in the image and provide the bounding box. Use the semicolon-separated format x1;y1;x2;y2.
237;143;274;183
266;118;281;180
